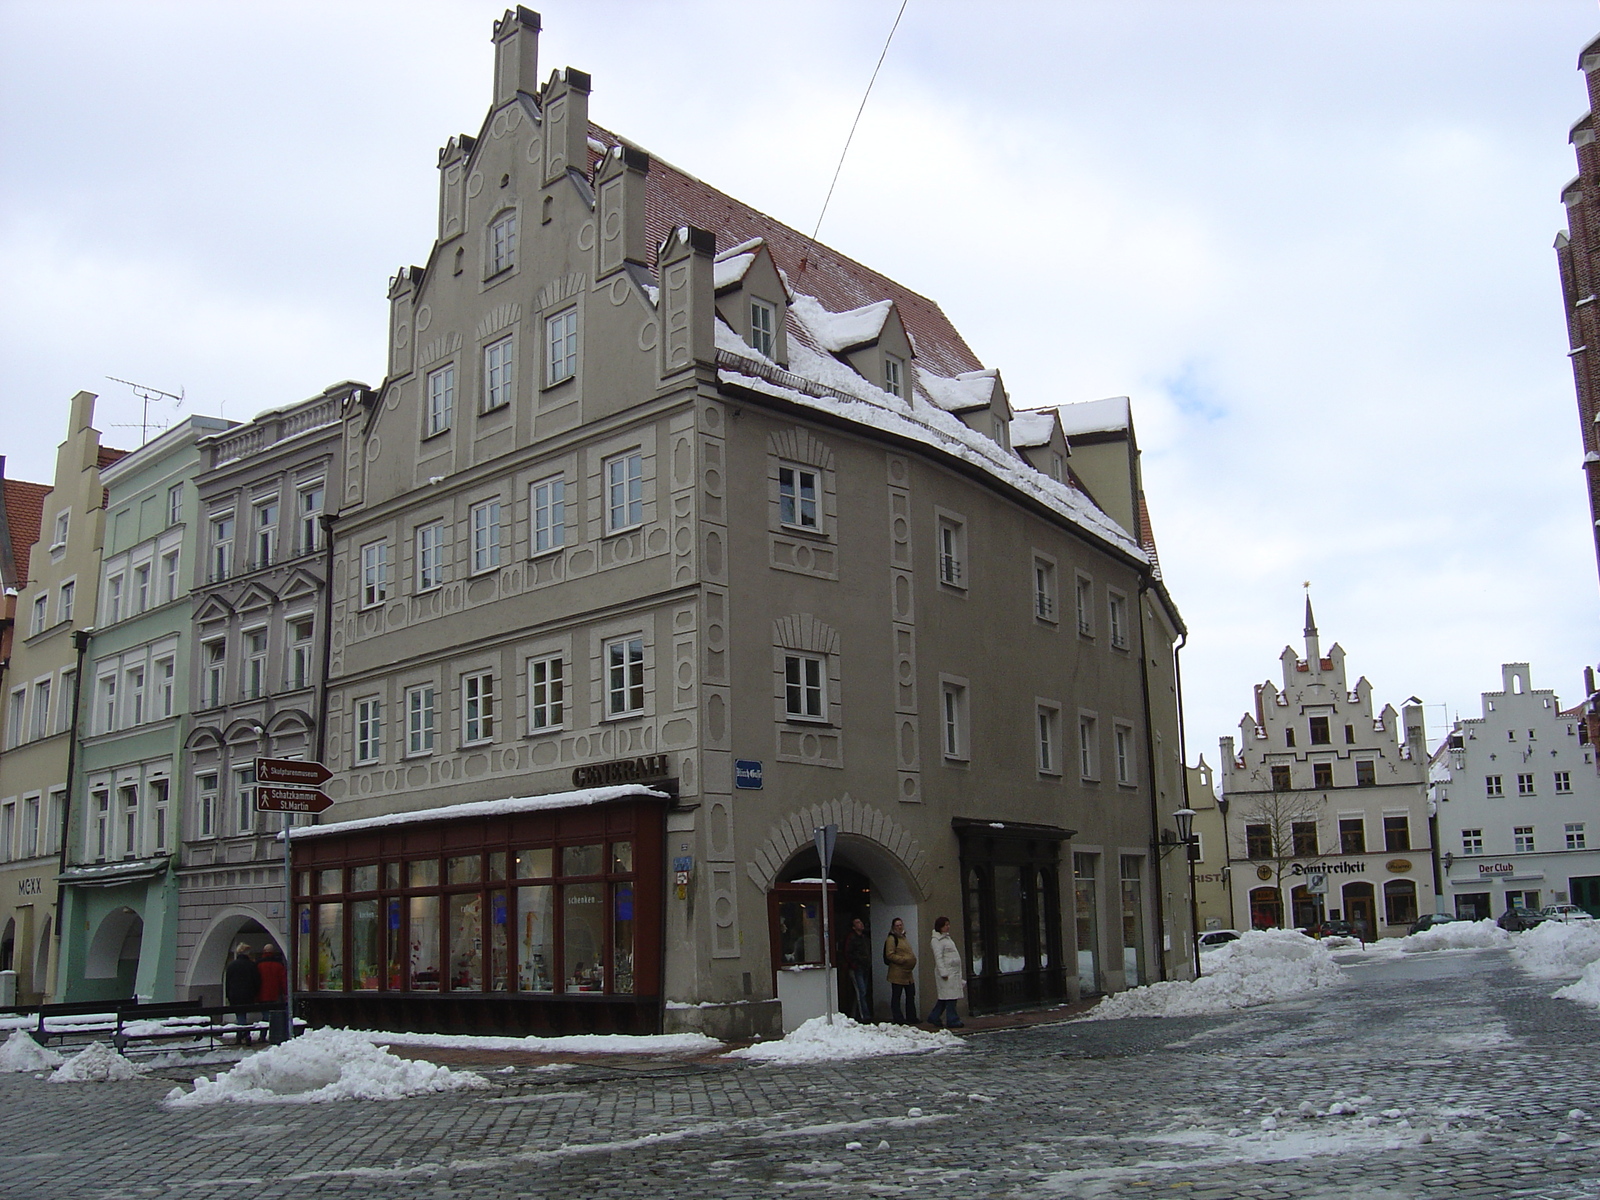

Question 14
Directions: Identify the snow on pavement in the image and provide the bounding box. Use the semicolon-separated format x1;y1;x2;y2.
724;1014;960;1064
357;1029;721;1055
1082;929;1344;1020
163;1027;489;1106
50;1042;145;1083
0;1029;64;1072
1511;919;1600;977
1398;919;1510;954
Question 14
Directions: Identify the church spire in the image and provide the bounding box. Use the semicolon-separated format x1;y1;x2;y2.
1303;585;1321;670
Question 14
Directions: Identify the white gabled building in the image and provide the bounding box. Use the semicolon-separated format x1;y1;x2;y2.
1219;601;1436;940
1431;663;1600;919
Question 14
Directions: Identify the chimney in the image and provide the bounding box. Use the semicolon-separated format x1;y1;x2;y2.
595;143;650;278
542;68;593;186
493;7;541;104
658;225;717;378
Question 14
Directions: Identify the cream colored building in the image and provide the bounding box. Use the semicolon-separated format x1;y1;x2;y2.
0;393;120;1002
1220;602;1435;940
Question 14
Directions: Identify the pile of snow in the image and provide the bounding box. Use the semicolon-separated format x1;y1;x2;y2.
50;1042;145;1083
361;1029;720;1055
1084;929;1344;1020
1555;964;1600;1009
0;1029;63;1072
725;1015;960;1064
1512;919;1600;978
1400;919;1510;954
163;1027;489;1107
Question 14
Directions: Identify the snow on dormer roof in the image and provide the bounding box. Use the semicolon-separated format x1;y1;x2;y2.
1009;409;1058;449
713;237;764;291
790;294;894;353
1054;396;1131;437
917;367;998;414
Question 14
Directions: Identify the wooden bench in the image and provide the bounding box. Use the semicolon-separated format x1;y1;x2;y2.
110;1002;270;1054
22;1000;126;1046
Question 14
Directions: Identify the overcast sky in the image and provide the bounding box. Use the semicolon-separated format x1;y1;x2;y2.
4;0;1598;764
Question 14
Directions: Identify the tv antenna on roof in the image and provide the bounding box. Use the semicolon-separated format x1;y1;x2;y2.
106;377;185;447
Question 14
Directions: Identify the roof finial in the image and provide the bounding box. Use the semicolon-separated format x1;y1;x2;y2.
1303;581;1317;637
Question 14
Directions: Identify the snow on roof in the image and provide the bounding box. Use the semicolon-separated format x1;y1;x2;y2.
714;253;755;291
288;784;669;840
593;126;983;380
1052;396;1131;437
791;294;894;353
714;321;1145;560
1009;410;1057;449
916;366;997;414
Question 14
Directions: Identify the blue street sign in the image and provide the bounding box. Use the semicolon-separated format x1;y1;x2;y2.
734;759;763;789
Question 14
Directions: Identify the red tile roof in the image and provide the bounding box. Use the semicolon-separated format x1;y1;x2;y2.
2;476;51;587
99;446;130;470
591;127;985;381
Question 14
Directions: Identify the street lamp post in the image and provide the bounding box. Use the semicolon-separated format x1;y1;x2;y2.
1173;808;1200;978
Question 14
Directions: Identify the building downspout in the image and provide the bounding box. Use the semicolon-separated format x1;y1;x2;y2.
1136;578;1168;982
52;628;92;990
314;513;338;769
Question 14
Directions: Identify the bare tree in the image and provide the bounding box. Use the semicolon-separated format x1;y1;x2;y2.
1234;786;1328;928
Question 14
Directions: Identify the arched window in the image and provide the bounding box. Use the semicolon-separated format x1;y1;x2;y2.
488;210;518;275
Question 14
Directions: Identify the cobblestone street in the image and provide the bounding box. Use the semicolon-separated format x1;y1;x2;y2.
7;947;1599;1199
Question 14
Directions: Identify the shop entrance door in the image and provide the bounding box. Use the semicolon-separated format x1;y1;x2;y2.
1343;883;1376;942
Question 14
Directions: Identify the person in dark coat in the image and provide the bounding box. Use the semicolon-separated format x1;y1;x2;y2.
224;943;261;1045
842;918;871;1022
256;943;287;1006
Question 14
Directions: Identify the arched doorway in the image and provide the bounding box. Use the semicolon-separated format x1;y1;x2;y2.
1249;886;1283;929
85;907;143;998
185;910;279;1006
768;835;920;1022
1343;882;1376;942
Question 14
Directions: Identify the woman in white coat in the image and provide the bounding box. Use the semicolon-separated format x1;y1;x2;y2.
926;916;966;1028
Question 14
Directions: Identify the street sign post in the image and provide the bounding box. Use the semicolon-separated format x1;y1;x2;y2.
255;786;333;815
255;758;331;1046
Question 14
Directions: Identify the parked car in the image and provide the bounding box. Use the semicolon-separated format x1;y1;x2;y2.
1497;907;1547;932
1539;904;1597;923
1311;919;1354;939
1198;929;1242;952
1409;913;1457;935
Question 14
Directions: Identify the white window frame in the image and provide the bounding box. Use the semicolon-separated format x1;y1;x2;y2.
1461;828;1483;856
1486;774;1503;797
150;777;170;852
546;308;577;385
1037;703;1061;776
1079;713;1099;780
58;579;75;624
298;483;324;555
167;483;183;526
156;656;175;717
777;464;819;531
97;674;117;734
6;689;24;749
51;511;68;551
749;299;775;358
286;617;314;690
360;541;389;608
133;563;150;613
426;363;455;436
196;773;218;839
203;639;226;708
30;679;51;741
530;476;566;555
488;209;518;275
106;574;124;624
483;334;514;411
406;684;436;756
783;653;827;722
1075;574;1094;637
91;789;109;860
210;514;234;582
884;353;905;399
462;671;495;744
31;593;47;635
234;766;255;835
161;550;180;604
1556;771;1573;795
527;655;565;732
1517;773;1535;797
604;636;645;718
1033;556;1057;622
1108;590;1129;650
125;666;145;726
470;500;502;574
416;521;446;590
605;451;644;533
936;515;965;588
20;795;39;859
254;498;279;569
940;679;969;761
1514;825;1536;854
1567;823;1587;851
355;697;384;764
244;627;268;699
1114;723;1134;785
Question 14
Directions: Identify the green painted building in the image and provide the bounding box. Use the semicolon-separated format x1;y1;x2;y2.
56;415;232;1001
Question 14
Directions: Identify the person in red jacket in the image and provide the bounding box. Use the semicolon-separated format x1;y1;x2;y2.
257;943;287;1005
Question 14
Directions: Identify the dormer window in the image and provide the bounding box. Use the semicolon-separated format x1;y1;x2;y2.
884;354;905;399
488;210;517;275
750;300;775;358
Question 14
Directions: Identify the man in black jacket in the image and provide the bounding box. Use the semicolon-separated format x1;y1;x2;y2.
843;918;872;1022
224;943;261;1046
